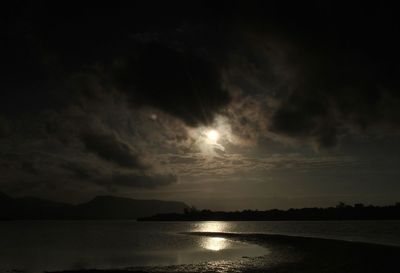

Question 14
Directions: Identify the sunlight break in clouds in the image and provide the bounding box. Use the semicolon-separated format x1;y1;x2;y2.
187;115;242;157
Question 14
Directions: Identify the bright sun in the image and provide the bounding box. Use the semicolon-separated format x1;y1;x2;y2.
206;129;219;142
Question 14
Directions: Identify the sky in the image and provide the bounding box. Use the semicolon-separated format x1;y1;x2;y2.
1;1;400;210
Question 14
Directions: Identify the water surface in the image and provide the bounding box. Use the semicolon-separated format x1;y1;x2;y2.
0;220;399;272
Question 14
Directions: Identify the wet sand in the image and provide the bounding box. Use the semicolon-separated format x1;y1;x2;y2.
50;232;400;273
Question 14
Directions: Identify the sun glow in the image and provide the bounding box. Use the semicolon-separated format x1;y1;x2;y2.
194;221;230;232
196;222;231;251
206;129;219;142
187;116;234;156
201;237;229;251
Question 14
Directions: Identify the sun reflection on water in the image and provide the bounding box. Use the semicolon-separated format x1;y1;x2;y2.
192;221;234;252
194;221;232;232
201;237;230;251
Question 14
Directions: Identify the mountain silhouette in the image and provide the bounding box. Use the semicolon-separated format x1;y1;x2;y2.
0;192;188;220
74;195;189;220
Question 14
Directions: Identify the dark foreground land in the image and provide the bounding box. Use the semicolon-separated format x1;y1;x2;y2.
50;232;400;273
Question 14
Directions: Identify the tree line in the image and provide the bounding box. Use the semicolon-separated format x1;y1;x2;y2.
137;202;400;221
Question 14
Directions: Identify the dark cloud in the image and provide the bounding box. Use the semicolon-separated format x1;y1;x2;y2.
269;89;340;148
21;162;40;176
2;1;400;208
265;42;400;148
224;1;400;148
3;2;400;148
0;3;232;128
62;162;93;180
113;42;231;126
165;155;198;165
101;172;178;189
81;132;147;169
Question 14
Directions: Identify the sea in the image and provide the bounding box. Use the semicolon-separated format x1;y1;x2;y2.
1;220;400;272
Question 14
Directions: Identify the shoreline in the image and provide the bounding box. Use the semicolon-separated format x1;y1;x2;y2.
184;231;400;248
49;231;400;273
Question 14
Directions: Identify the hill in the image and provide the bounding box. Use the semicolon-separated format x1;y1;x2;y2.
0;192;188;220
73;195;189;219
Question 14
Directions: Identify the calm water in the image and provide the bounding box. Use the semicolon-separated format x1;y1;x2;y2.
0;220;399;272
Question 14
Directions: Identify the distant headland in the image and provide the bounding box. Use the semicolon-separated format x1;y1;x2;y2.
138;202;400;221
2;190;400;221
0;191;188;220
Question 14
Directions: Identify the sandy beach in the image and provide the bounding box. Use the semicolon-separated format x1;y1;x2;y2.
49;231;400;273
